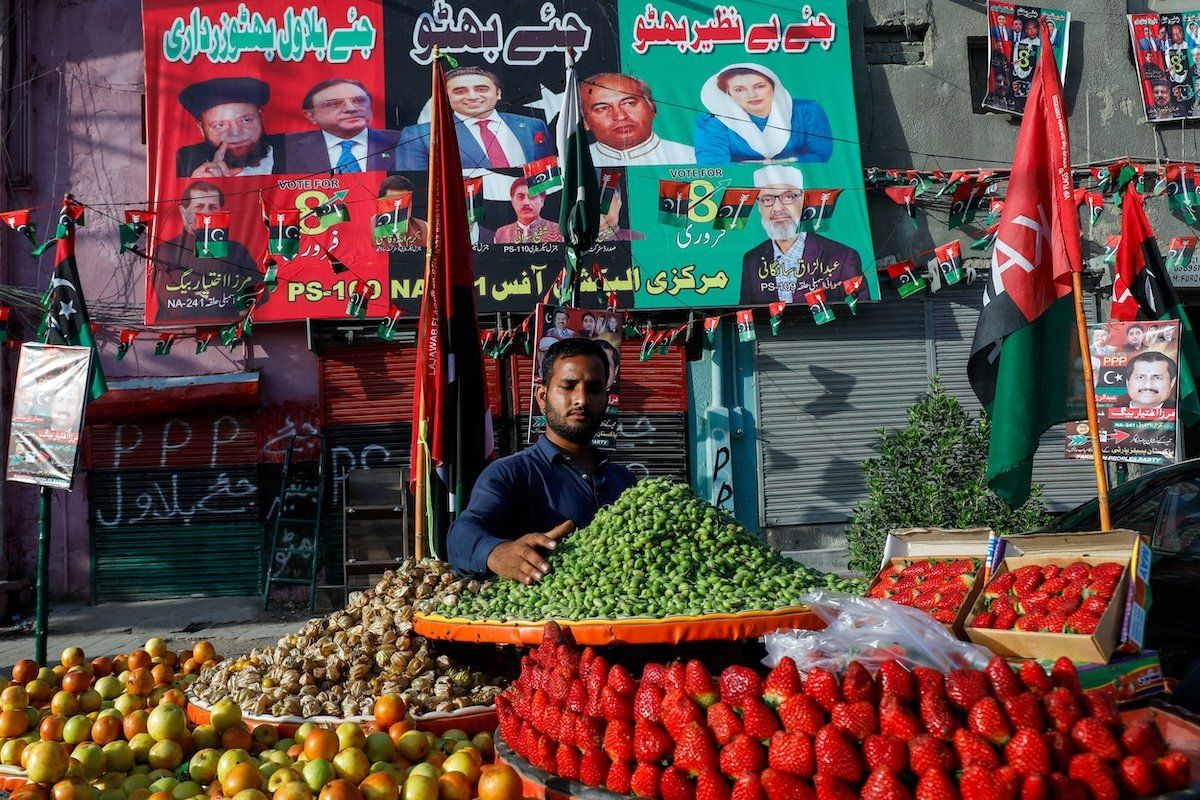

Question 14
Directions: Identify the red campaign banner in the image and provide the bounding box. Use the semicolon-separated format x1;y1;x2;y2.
143;1;388;325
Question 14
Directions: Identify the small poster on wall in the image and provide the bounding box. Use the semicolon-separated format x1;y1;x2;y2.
1128;10;1200;123
983;1;1071;115
6;344;92;489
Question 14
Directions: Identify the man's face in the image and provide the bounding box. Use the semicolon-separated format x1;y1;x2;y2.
582;316;595;334
537;355;609;444
180;191;222;235
1154;85;1171;107
1163;327;1176;342
584;76;656;151
1128;359;1176;407
554;311;569;330
304;82;372;138
1092;329;1110;347
1128;327;1145;346
198;103;264;158
1174;25;1185;44
446;74;500;118
758;185;803;240
512;186;544;226
607;316;619;333
1024;21;1038;39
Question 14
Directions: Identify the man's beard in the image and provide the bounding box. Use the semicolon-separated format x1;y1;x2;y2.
762;216;799;241
213;137;271;168
545;404;602;444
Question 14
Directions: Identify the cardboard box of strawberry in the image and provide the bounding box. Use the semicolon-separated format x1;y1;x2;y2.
496;622;1192;800
971;562;1123;634
866;558;982;625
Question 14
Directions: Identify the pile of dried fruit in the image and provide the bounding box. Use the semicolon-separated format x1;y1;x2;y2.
866;558;982;623
497;622;1190;800
191;559;505;718
971;562;1123;633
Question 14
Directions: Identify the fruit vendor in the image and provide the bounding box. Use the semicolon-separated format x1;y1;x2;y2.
448;338;637;583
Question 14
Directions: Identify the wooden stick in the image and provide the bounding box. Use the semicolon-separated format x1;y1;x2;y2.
1071;271;1111;530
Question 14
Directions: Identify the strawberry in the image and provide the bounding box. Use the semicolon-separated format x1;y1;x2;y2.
1070;718;1121;761
601;686;634;721
643;662;667;687
1040;577;1069;595
1078;597;1108;617
803;668;842;713
931;608;960;625
637;683;667;723
947;669;992;712
1005;729;1051;777
577;715;604;750
741;697;781;742
675;722;719;777
814;725;865;783
959;765;1019;800
1091;563;1123;582
1019;662;1054;695
605;719;635;762
709;701;746;745
968;697;1012;746
1043;688;1082;734
719;734;766;780
1156;752;1191;792
1041;615;1069;634
686;660;719;708
696;768;731;800
1003;693;1047;732
1020;593;1053;615
559;710;579;746
862;768;913;800
1080;693;1119;728
1019;775;1049;800
920;694;961;741
1084;579;1117;601
663;689;705;737
830;700;877;741
635;719;674;764
954;729;1001;770
878;662;916;702
557;743;581;781
1041;564;1062;580
583;749;612;788
987;657;1024;699
1061;580;1088;602
972;612;996;628
609;664;636;696
1064;613;1099;635
666;661;687;692
567;679;587;713
985;573;1016;598
768;730;815;778
1067;753;1118;800
1047;774;1087;800
879;693;923;739
731;774;766;800
1045;597;1079;616
1015;614;1048;633
763;658;803;708
779;693;826;736
589;654;610;684
661;765;697;800
632;763;663;799
842;661;879;703
914;667;946;698
916;769;960;800
1120;720;1167;760
863;734;909;774
536;735;557;771
909;734;958;777
814;774;857;800
1013;569;1044;598
995;610;1020;630
1116;756;1159;798
761;769;816;800
720;666;763;709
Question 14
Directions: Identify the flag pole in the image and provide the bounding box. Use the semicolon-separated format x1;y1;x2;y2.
1070;271;1111;530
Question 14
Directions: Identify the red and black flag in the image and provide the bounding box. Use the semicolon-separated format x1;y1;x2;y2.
313;191;351;226
803;291;834;325
2;209;37;244
799;189;841;232
523;154;562;197
374;194;412;238
119;210;156;253
658;180;692;227
463;176;484;224
377;306;406;342
703;315;720;348
884;185;918;227
769;300;788;334
842;275;864;315
346;278;369;319
32;196;86;256
264;207;301;259
968;22;1079;506
598;169;623;213
885;260;927;298
1167;235;1199;270
713;188;759;230
938;169;970;196
1164;163;1199;223
411;56;496;555
194;211;230;259
41;209;107;399
317;242;348;274
154;333;176;356
1112;187;1200;424
933;240;965;288
948;181;987;228
115;329;138;361
195;329;215;354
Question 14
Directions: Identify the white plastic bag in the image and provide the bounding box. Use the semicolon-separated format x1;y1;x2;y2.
763;589;991;673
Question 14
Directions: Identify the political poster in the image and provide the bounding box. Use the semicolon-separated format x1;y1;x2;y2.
1065;320;1181;466
6;344;92;490
1128;11;1200;123
141;0;872;323
983;2;1070;115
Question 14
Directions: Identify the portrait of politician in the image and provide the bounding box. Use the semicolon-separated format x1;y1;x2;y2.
582;73;694;166
694;64;832;165
1125;351;1178;410
176;77;287;178
740;166;862;305
494;178;564;245
151;181;257;325
394;67;553;170
284;79;399;174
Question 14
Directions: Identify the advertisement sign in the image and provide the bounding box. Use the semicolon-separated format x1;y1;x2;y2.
6;344;92;489
529;304;622;445
983;2;1070;115
1127;11;1200;123
1065;321;1181;466
142;0;872;322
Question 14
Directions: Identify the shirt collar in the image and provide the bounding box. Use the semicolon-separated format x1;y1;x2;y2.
593;133;662;160
533;434;612;467
772;233;807;264
456;109;503;127
322;129;369;151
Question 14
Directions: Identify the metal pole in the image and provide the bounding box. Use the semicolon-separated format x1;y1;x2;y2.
1071;272;1111;530
34;486;50;665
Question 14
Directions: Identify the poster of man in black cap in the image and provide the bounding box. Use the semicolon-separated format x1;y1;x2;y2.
176;77;288;178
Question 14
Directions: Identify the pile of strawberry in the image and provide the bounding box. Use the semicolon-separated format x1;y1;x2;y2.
867;558;982;624
497;623;1190;800
970;562;1123;634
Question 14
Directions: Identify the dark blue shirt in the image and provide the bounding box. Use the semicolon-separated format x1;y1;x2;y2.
447;435;638;576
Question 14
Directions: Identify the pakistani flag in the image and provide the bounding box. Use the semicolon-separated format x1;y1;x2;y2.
525;154;563;197
1167;236;1199;270
1093;165;1112;193
658;180;692;227
886;261;927;298
736;309;756;342
2;209;36;244
265;209;300;259
799;189;841;232
556;52;600;304
804;291;834;325
314;192;351;226
374;194;411;239
119;210;155;253
714;188;759;230
42;224;106;399
195;211;230;258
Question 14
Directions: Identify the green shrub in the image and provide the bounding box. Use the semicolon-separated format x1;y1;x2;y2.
845;378;1051;576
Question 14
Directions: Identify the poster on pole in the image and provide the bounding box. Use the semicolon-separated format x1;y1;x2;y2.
529;304;622;445
983;2;1070;115
1127;11;1200;123
1065;320;1180;466
6;344;92;489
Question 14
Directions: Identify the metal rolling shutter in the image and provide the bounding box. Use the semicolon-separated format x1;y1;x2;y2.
757;300;930;526
930;288;1097;509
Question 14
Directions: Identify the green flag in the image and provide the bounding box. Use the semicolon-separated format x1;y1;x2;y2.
557;52;600;303
42;228;106;399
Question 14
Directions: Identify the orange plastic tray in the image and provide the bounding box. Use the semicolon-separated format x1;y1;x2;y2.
413;607;822;646
186;697;497;737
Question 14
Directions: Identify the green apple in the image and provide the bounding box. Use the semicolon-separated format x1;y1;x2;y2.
63;714;93;745
191;724;219;751
149;739;184;771
149;777;179;794
209;699;242;733
403;774;437;800
72;742;108;780
335;723;366;752
267;767;302;792
408;762;440;781
147;703;186;742
103;741;135;773
122;774;153;794
173;781;202;800
332;748;370;785
217;749;253;785
364;733;395;765
395;731;428;763
188;749;221;785
302;759;335;793
129;732;156;764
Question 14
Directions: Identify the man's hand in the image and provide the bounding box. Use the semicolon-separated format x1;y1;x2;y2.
190;142;244;178
486;521;574;585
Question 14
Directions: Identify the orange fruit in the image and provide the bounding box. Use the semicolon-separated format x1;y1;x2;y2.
193;641;216;663
304;728;340;761
126;668;154;696
317;780;362;800
151;665;173;686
